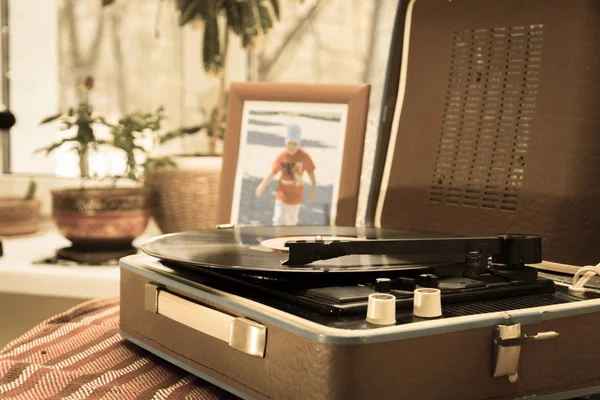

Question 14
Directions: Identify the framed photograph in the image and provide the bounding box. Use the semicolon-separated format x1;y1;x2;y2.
217;82;371;227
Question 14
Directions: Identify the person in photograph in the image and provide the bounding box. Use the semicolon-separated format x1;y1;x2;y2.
255;123;317;225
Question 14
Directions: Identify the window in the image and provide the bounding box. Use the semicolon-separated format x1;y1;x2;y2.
1;0;398;223
2;0;246;177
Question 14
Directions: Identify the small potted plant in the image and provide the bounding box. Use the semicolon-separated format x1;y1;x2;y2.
37;76;151;253
0;180;41;236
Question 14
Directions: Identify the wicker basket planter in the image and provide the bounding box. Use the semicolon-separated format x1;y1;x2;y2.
0;197;41;236
144;156;222;233
51;187;151;250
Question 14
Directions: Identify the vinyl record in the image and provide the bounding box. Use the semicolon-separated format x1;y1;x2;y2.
140;225;465;273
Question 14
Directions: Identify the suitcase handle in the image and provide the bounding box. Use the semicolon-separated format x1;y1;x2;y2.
144;282;267;357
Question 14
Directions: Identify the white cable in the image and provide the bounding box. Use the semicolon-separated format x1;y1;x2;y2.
554;280;600;295
568;263;600;294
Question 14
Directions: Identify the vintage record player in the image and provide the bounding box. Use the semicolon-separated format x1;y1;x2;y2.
120;0;600;398
119;225;600;400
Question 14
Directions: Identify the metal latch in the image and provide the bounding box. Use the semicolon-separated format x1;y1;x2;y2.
492;324;559;382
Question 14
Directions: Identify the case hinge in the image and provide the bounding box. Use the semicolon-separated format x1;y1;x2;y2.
493;323;558;382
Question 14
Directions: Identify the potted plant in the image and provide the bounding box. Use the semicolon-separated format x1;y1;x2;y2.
37;76;151;253
101;0;280;233
142;103;226;233
0;180;41;236
101;106;203;234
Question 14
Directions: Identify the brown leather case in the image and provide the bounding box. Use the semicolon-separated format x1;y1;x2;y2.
120;263;600;400
371;0;600;266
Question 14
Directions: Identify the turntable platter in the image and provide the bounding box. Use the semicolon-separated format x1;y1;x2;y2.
140;226;465;273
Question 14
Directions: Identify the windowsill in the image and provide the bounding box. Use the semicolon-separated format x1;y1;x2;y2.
0;217;160;299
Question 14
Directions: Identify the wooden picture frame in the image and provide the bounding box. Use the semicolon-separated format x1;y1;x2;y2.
217;82;371;227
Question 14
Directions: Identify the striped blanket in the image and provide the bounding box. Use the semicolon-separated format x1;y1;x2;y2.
0;298;237;399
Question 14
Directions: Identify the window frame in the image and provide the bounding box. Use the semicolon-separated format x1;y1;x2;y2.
1;0;10;174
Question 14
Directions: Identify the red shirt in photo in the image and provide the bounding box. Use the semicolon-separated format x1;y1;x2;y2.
271;149;316;205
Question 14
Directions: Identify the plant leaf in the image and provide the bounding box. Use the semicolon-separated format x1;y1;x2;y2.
102;0;115;6
60;122;74;131
94;116;116;128
39;112;63;125
268;0;280;19
159;124;209;144
224;0;243;35
95;139;113;146
24;179;37;201
203;14;222;73
239;0;258;39
176;0;192;13
34;138;78;156
179;0;201;26
257;0;274;32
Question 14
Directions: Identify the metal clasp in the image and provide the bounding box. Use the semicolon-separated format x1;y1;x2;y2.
492;324;559;382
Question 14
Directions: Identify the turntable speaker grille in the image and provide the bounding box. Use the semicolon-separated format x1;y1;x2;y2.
430;24;544;212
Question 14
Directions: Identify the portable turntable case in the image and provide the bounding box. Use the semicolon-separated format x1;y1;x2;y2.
120;0;600;399
119;253;600;400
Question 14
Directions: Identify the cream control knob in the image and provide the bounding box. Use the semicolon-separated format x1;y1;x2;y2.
413;288;442;318
366;293;396;325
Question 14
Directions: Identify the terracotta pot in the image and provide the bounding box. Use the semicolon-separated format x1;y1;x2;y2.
0;197;41;236
51;187;150;250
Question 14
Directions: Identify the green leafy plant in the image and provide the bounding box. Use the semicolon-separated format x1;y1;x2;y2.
36;76;110;186
103;0;280;73
23;179;37;201
107;106;226;181
173;0;280;74
106;107;170;183
37;76;179;187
